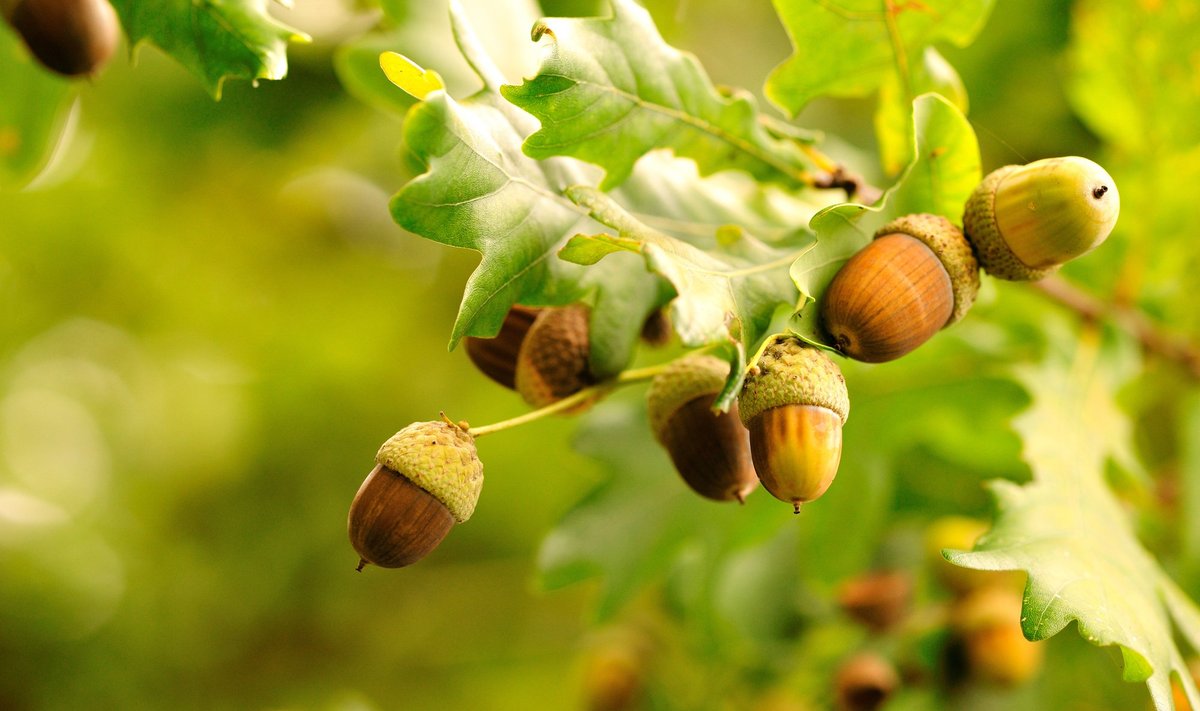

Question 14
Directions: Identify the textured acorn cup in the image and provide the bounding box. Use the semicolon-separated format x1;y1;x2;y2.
464;305;540;389
739;339;849;512
646;354;757;502
9;0;120;77
347;420;483;570
514;305;595;409
963;156;1119;281
821;213;980;363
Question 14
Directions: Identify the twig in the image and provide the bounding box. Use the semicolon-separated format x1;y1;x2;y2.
1030;275;1200;379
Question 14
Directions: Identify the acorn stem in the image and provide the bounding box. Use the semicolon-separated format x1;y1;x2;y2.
469;361;678;438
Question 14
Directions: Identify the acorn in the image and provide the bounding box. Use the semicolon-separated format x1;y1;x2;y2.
347;418;483;570
963;156;1119;280
950;586;1043;686
514;305;596;409
639;308;672;348
738;338;849;512
833;652;899;711
821;213;979;363
7;0;120;77
837;569;913;634
646;354;757;502
464;305;541;389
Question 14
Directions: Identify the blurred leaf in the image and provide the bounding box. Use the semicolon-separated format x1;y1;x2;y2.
0;25;75;189
501;0;816;190
1068;0;1200;153
788;93;980;341
539;401;787;620
765;0;992;115
109;0;309;98
379;52;445;99
947;335;1200;711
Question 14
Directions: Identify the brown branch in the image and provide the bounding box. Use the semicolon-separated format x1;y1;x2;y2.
1030;275;1200;379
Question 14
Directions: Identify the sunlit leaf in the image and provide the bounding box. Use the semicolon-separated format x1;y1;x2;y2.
108;0;309;98
501;0;816;189
947;335;1200;711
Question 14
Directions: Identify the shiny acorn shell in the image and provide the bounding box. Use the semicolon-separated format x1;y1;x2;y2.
464;305;540;389
646;354;757;502
739;339;849;511
820;213;979;363
963;157;1119;281
10;0;120;77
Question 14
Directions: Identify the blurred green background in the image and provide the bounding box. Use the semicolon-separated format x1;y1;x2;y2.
0;0;1195;709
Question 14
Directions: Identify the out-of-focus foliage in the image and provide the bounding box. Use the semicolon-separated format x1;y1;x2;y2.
2;0;1199;710
0;25;74;189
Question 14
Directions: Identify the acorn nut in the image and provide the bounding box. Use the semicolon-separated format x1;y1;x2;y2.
821;213;979;363
739;338;849;512
833;652;899;711
514;305;596;410
8;0;120;77
647;354;757;502
963;156;1119;281
464;305;541;389
347;419;483;570
951;586;1044;686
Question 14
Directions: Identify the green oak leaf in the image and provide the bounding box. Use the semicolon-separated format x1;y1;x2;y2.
0;24;75;189
560;185;804;351
875;46;968;176
789;93;979;343
109;0;309;98
946;338;1200;711
766;0;992;114
500;0;817;190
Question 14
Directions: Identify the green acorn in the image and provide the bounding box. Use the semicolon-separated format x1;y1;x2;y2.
963;156;1119;280
646;354;757;502
348;419;483;570
739;338;849;512
821;213;980;362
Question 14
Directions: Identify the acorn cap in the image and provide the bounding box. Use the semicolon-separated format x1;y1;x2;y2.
646;354;731;438
963;157;1119;281
515;305;594;409
375;420;483;522
738;338;849;426
873;213;980;326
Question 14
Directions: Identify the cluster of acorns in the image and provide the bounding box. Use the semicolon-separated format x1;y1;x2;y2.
348;156;1120;571
3;0;120;77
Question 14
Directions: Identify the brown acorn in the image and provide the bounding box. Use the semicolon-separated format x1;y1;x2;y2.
514;305;596;409
738;338;849;512
347;419;483;570
639;308;672;348
646;354;757;502
834;653;899;711
821;213;979;363
837;570;913;634
8;0;120;77
464;305;540;389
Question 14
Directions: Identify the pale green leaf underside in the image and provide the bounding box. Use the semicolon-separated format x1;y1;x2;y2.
109;0;308;98
788;93;979;342
0;25;75;189
766;0;993;115
947;341;1200;711
501;0;815;190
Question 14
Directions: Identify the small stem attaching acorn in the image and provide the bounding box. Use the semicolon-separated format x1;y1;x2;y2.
738;338;849;512
347;418;483;570
963;156;1119;281
646;354;757;502
821;213;980;363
